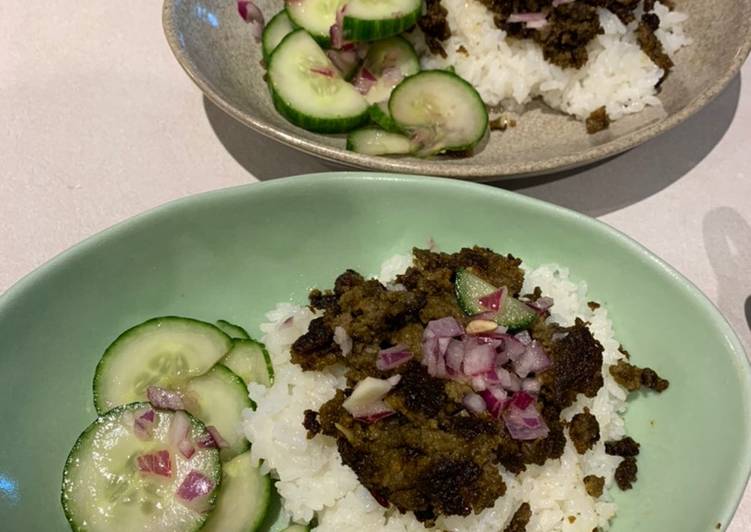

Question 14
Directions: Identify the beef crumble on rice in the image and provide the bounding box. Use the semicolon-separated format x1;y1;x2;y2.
290;247;669;524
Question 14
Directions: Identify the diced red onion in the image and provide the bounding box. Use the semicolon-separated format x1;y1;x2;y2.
326;48;358;77
526;296;554;314
498;367;521;392
169;410;192;447
178;438;196;459
426;317;465;338
333;326;352;356
514;330;532;346
512;340;551;378
311;66;336;78
463;393;487;414
343;377;398;421
177;470;214;503
147;385;185;410
329;5;346;49
525;18;549;29
381;65;404;86
478;287;507;312
353;400;395;423
480;386;508;417
137;449;172;477
503;392;549;440
134;408;155;440
521;377;541;395
206;426;230;449
352;68;377;95
237;1;265;42
503;335;528;361
463;342;496;375
195;432;217;449
376;344;413;370
445;339;465;374
507;12;547;23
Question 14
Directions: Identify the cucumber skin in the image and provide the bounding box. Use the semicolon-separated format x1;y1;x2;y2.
93;316;232;415
346;128;414;155
454;269;536;331
216;319;251;340
228;338;275;386
285;6;331;48
343;4;422;42
61;403;221;532
389;70;489;154
270;85;369;134
368;103;401;133
262;10;297;62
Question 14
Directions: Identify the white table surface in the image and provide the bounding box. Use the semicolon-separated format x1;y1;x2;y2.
2;1;750;529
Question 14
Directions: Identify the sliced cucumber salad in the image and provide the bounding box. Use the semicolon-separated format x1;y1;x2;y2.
455;269;538;331
238;0;491;158
63;315;278;531
61;404;222;532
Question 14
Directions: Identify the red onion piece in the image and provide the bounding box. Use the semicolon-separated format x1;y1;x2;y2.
326;48;359;76
526;296;554;314
169;410;192;448
352;67;377;95
508;12;547;23
206;426;230;449
497;367;521;392
354;400;395;423
329;5;347;49
445;339;465;374
480;386;508;417
311;66;336;78
426;317;464;338
333;326;352;356
195;432;218;449
512;340;551;378
148;385;185;410
521;377;541;395
463;393;487;414
463;342;496;375
514;330;532;346
377;345;413;370
343;377;399;421
177;470;214;503
525;18;549;29
134;408;155;440
178;439;196;459
237;1;265;42
503;392;549;440
478;287;507;312
137;449;172;477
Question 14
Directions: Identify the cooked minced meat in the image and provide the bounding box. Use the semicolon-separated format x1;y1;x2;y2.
605;436;640;457
569;410;600;454
504;502;532;532
609;360;669;392
583;475;605;497
584;0;641;24
535;3;603;69
614;456;638;490
292;247;656;520
637;13;674;81
419;0;451;58
586;106;611;134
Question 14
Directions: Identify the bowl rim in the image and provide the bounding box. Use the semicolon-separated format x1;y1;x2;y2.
1;172;750;528
161;0;751;179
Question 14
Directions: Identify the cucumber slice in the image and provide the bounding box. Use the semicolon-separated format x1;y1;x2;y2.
359;36;419;104
389;70;489;155
93;317;233;414
184;365;253;461
222;339;274;387
263;10;296;61
61;403;221;532
216;319;251;340
454;268;537;331
346;127;414;155
202;452;271;532
286;0;345;46
282;525;310;532
268;30;369;134
343;0;422;41
369;101;400;132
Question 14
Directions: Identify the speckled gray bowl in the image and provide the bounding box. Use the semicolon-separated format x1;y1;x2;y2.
163;0;751;179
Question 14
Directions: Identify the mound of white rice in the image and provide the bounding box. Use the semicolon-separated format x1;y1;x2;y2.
243;259;634;531
410;1;691;120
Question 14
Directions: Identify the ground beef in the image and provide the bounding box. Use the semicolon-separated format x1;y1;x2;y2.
534;3;603;69
419;0;451;58
637;14;673;81
614;456;638;490
537;318;604;408
504;502;532;532
291;317;339;370
605;436;640;457
609;360;670;393
583;475;605;497
587;301;601;310
302;409;321;437
586;106;611;134
569;410;600;454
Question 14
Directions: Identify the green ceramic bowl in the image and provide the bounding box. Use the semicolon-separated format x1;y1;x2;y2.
0;173;749;531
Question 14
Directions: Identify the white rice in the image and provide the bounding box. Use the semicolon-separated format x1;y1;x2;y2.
243;258;633;531
410;1;691;120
